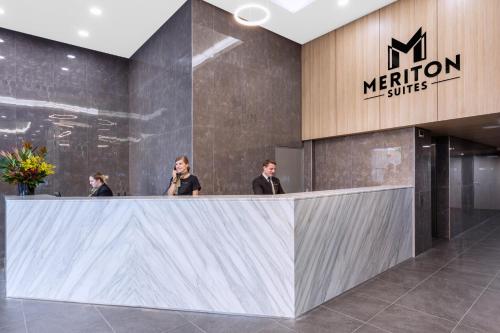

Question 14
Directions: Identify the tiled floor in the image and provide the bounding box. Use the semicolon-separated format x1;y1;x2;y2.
1;214;499;333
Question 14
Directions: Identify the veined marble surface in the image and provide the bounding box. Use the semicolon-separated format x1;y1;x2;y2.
5;186;413;317
294;188;413;315
5;185;412;201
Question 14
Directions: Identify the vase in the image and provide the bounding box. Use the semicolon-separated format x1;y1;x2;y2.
17;183;35;196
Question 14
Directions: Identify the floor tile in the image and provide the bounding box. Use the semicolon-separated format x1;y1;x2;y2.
97;305;189;333
0;280;5;297
488;276;500;291
323;292;390;322
279;306;363;333
369;304;455;333
452;324;484;333
414;249;458;267
445;258;500;276
465;247;500;259
376;266;433;289
393;259;441;274
182;311;276;333
23;300;111;333
458;253;500;267
397;277;483;322
431;239;473;255
353;278;410;303
354;324;389;333
433;267;495;288
461;289;500;332
254;322;295;333
0;322;27;333
166;323;206;333
0;299;25;329
26;316;111;333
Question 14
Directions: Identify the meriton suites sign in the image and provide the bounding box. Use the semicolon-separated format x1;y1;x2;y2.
363;27;461;100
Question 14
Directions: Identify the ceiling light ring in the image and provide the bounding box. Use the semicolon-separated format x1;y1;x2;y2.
234;4;271;27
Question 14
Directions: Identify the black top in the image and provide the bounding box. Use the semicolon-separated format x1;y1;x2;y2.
91;183;113;197
169;175;201;196
252;175;285;195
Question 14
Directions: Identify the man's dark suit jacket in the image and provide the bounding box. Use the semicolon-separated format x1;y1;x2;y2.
91;183;114;197
252;175;285;195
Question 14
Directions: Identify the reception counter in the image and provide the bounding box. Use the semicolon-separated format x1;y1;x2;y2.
5;185;413;317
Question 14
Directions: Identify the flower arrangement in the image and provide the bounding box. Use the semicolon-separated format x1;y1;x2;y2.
0;141;55;195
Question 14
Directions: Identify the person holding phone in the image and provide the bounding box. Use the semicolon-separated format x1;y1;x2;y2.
166;156;201;196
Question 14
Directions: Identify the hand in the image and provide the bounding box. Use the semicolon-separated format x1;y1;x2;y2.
172;169;178;181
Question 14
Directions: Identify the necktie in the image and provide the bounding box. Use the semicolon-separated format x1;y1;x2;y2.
268;177;276;195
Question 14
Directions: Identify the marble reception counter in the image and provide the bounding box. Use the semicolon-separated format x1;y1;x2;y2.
5;185;413;318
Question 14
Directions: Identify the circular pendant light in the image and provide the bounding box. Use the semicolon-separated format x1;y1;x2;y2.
234;4;270;26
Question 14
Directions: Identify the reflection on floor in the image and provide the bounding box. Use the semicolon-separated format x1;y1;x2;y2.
1;214;499;333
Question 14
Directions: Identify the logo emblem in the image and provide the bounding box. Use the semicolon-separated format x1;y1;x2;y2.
388;27;427;70
363;27;461;99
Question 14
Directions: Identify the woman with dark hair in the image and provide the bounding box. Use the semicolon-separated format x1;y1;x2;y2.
89;172;113;197
166;156;201;196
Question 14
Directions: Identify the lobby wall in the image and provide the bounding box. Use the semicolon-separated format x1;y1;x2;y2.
448;137;499;237
191;0;302;195
128;1;192;195
434;136;500;239
309;126;435;254
302;0;500;141
312;128;415;190
0;28;130;264
0;28;130;197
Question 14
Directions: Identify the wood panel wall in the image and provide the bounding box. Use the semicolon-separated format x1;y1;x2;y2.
301;32;336;140
379;0;438;129
437;0;500;120
336;11;380;135
302;0;500;140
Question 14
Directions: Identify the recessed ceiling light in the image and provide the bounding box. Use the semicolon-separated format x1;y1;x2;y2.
0;8;5;15
338;0;349;6
1;115;6;118
0;56;5;60
234;4;271;26
90;7;102;16
61;67;69;71
0;39;4;43
67;54;76;59
78;30;90;38
270;0;316;13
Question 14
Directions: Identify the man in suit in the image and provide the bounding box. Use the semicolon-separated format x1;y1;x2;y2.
252;159;285;195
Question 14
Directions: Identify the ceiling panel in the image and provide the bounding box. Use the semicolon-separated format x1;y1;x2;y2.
0;0;395;57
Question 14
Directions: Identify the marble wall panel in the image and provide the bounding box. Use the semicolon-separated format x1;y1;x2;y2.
434;136;450;239
128;1;192;195
448;137;499;237
312;128;415;190
414;128;432;254
0;28;130;263
191;0;302;195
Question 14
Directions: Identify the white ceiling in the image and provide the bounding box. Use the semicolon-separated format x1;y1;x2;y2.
0;0;186;58
205;0;396;44
0;0;396;58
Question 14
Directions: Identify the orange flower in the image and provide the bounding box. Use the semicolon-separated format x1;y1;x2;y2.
22;141;33;150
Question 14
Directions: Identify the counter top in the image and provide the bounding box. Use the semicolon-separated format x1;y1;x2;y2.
5;184;414;317
5;185;412;201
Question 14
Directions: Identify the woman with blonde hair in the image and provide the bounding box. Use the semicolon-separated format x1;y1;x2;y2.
89;172;113;197
166;156;201;196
